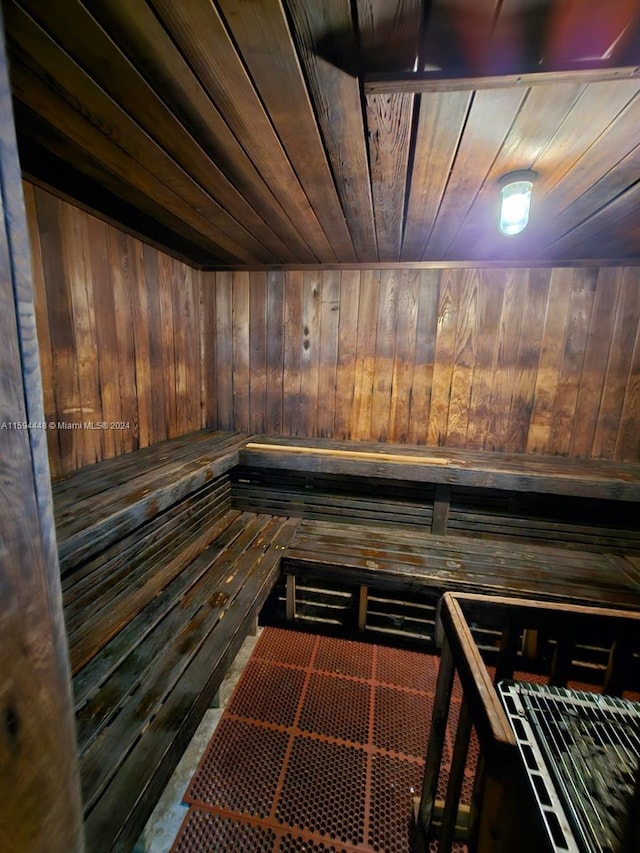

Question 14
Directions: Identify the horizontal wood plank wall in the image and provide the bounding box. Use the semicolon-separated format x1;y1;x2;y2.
204;266;640;462
25;183;206;477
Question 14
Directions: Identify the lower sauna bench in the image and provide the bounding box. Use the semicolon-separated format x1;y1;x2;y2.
52;431;299;852
280;519;640;649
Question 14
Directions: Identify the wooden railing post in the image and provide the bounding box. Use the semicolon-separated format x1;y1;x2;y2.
417;634;455;842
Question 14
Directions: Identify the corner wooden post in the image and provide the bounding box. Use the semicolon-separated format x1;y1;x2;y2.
0;10;83;850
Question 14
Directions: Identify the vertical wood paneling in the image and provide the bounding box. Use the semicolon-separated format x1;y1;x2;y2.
427;269;459;445
24;181;60;474
352;270;380;440
183;262;202;433
249;271;267;434
464;269;505;448
371;270;398;441
266;271;285;434
232;271;250;430
35;188;83;469
158;251;177;436
505;269;549;451
389;270;419;442
569;268;621;457
109;228;138;453
214;270;233;430
592;267;640;459
201;270;217;429
616;308;640;462
26;185;640;469
26;183;210;474
212;265;639;461
406;270;439;444
486;269;528;450
548;268;598;455
317;271;340;438
86;212;122;459
283;270;303;436
334;270;360;439
445;268;480;447
526;268;574;453
300;271;322;436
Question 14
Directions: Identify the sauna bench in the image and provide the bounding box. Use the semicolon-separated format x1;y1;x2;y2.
237;436;640;555
52;430;299;852
282;518;640;613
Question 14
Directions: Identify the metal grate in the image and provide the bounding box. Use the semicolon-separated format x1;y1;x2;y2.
499;681;640;853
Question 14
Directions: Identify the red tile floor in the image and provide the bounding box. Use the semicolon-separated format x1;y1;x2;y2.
170;628;471;853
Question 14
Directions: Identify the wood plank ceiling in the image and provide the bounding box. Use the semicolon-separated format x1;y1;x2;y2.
5;0;640;267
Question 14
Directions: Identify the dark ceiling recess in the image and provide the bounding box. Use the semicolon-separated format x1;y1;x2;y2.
5;0;640;267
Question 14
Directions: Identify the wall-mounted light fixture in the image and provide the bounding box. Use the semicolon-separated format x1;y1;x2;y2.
499;170;536;235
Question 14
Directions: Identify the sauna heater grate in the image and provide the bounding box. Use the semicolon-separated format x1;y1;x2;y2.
498;681;640;853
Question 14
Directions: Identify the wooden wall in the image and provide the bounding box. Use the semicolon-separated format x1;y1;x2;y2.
26;184;640;475
206;266;640;462
26;183;207;478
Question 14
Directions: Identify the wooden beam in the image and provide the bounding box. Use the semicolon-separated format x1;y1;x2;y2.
205;259;640;271
364;65;640;94
0;6;83;849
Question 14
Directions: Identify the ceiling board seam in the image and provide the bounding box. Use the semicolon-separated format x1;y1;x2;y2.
83;0;323;262
529;80;640;195
9;5;272;263
350;0;380;261
211;0;348;262
42;0;302;265
539;136;640;244
419;90;476;260
146;0;325;263
439;86;533;260
547;176;640;250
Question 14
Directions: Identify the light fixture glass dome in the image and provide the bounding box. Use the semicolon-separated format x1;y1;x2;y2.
499;170;536;236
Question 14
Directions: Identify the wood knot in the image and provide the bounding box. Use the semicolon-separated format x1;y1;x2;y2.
210;591;229;607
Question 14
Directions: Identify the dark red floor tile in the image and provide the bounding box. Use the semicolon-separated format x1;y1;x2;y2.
277;834;353;853
373;685;432;758
314;635;374;680
275;736;367;845
376;645;438;693
184;718;289;818
369;753;424;853
254;627;317;667
172;806;276;853
299;672;371;744
228;659;306;726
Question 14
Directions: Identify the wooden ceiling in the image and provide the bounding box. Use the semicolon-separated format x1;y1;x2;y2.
5;0;640;267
